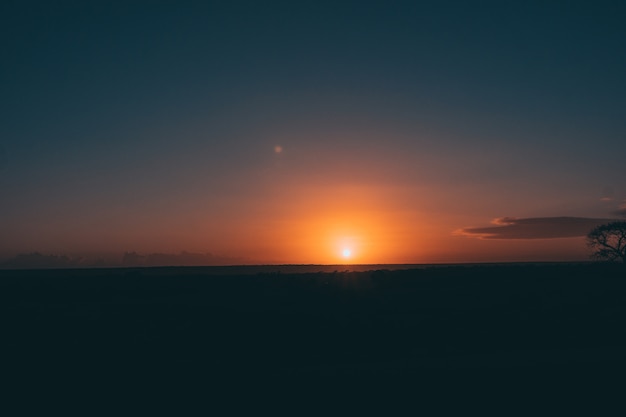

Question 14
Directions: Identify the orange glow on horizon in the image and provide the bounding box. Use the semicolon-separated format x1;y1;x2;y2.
186;181;443;265
255;184;426;264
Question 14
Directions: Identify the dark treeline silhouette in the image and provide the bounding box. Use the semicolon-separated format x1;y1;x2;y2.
0;252;87;268
0;251;247;269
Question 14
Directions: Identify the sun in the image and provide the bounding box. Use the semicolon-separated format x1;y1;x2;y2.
331;233;362;263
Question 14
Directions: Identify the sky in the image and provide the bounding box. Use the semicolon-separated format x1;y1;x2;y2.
1;0;625;265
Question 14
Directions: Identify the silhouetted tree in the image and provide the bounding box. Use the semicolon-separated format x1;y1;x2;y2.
587;222;626;263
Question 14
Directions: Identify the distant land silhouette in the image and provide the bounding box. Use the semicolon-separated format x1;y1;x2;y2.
1;251;602;271
0;251;250;269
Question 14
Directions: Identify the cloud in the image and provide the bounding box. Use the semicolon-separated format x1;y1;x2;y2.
457;217;619;239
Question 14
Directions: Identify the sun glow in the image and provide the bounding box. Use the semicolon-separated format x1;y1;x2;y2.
253;184;424;264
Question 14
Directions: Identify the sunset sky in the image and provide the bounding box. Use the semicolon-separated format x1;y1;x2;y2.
1;1;625;265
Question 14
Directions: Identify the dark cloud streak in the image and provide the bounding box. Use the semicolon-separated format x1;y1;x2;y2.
458;217;619;239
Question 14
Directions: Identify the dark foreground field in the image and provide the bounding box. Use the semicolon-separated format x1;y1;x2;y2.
2;263;626;413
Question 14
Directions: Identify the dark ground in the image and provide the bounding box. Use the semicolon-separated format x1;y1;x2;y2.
2;263;625;414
